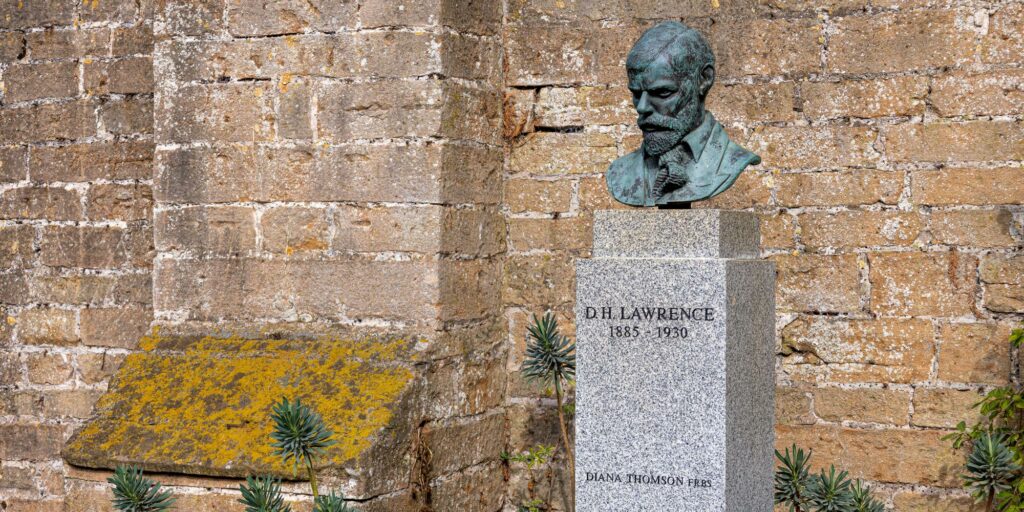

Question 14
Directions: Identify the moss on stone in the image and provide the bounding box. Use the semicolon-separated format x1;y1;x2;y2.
64;329;414;478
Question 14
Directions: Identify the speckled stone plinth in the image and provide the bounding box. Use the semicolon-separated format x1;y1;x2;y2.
575;210;775;512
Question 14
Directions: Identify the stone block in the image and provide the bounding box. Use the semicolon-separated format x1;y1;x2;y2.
79;0;139;23
937;322;1013;386
710;17;821;78
885;121;1024;163
981;255;1024;313
0;146;27;182
332;205;441;254
154;258;440;323
2;61;78;102
532;86;635;127
0;30;25;61
780;317;933;384
112;24;153;56
155;206;256;255
30;142;153;182
576;210;775;511
422;412;505;476
869;251;976;317
503;254;575;308
0;187;82;221
17;308;79;346
0;100;96;143
509;132;617;175
160;0;226;36
983;3;1024;64
0;224;35;269
694;171;773;211
930;210;1017;248
776;170;902;207
829;11;975;74
912;388;984;429
759;213;797;251
800;210;923;250
28;273;151;306
261;206;330;254
440;207;505;257
801;76;928;119
0;0;74;29
77;352;125;385
86;184;153;221
225;0;357;36
776;425;962;486
749;125;878;169
509;216;592;253
931;71;1024;117
26;352;74;385
157;83;275;143
439;0;503;35
81;306;152;349
0;424;66;460
505;178;573;214
429;463;506;512
505;23;642;86
277;76;312;140
707;82;798;124
775;386;815;426
892;491;984;512
772;254;862;314
812;387;910;425
100;97;154;136
26;28;110;59
40;226;128;269
911;168;1024;206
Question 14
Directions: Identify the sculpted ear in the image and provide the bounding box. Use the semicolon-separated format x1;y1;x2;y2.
699;65;715;98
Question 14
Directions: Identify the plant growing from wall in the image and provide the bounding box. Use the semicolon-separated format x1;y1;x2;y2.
945;323;1024;512
520;312;577;512
110;397;356;511
108;466;176;512
774;443;884;512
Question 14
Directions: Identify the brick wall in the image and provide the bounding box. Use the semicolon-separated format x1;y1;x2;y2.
502;0;1023;510
0;0;154;510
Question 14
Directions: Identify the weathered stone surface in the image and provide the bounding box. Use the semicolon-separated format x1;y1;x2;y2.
87;184;153;221
802;76;928;119
913;388;984;429
0;146;27;182
155;206;256;255
931;71;1024;117
64;334;415;478
0;0;75;29
869;251;977;317
776;425;963;486
80;306;151;349
885;121;1024;163
26;28;110;59
39;226;129;269
0;224;35;269
157;83;275;143
0;187;82;220
26;352;74;385
0;100;96;143
509;132;618;174
17;308;79;346
31;142;153;182
100;97;154;136
800;210;923;250
776;170;902;207
937;322;1013;386
829;11;975;74
892;491;984;512
505;178;573;214
773;254;862;314
775;386;815;426
749;125;878;169
0;424;67;460
225;0;357;36
912;168;1024;206
2;61;78;102
781;317;934;384
509;216;592;253
710;17;820;78
812;387;909;425
707;82;797;124
930;210;1017;248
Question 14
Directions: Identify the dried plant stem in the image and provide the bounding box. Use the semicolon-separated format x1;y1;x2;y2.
555;379;575;512
306;459;319;500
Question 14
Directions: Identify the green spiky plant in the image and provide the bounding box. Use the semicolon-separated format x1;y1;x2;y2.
774;444;811;511
108;466;176;512
774;444;883;512
945;323;1024;512
850;480;885;512
964;432;1021;511
239;475;291;512
522;312;576;512
269;397;336;499
313;491;357;512
806;466;854;512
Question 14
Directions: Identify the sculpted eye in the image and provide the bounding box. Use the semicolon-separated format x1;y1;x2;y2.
651;88;676;98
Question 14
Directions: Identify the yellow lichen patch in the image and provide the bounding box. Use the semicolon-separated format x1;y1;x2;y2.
64;333;414;478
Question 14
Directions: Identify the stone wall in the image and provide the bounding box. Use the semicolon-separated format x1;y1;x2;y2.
0;1;155;510
502;0;1023;510
0;0;1022;511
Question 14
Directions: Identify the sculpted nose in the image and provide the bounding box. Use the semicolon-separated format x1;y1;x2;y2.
635;91;654;115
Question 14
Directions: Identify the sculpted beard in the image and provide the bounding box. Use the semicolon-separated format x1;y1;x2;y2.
639;93;703;157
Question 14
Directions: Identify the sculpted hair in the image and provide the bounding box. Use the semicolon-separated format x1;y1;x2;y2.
626;21;715;88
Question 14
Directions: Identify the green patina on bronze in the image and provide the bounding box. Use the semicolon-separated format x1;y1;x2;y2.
63;330;415;478
606;21;761;207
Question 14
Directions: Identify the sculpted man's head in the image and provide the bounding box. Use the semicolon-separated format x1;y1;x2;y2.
626;21;715;157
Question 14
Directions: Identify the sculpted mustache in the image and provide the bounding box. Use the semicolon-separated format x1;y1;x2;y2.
638;115;684;131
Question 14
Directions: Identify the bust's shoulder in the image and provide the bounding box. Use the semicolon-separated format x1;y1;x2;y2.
605;148;646;206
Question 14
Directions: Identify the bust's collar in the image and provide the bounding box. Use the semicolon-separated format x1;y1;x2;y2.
681;111;716;162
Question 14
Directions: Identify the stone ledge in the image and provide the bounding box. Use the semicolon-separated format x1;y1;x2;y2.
63;330;415;479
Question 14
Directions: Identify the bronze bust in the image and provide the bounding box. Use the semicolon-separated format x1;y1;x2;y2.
606;21;761;207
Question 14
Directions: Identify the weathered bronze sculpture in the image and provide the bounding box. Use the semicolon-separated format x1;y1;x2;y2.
606;21;761;207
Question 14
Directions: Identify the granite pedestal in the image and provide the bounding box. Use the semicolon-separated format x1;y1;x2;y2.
575;210;775;512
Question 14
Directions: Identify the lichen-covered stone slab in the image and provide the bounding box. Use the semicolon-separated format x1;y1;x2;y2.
64;331;414;478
